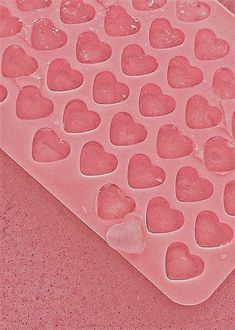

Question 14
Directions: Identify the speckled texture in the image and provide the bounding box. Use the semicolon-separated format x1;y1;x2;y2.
218;0;235;13
1;0;235;328
1;149;235;329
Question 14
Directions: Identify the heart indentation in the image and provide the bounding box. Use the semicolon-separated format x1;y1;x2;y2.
213;68;235;100
76;32;112;64
80;141;118;176
139;83;175;117
167;56;203;88
0;6;22;38
195;211;233;247
185;95;222;129
63;99;100;133
93;71;129;104
106;213;146;254
97;184;135;220
110;112;147;146
132;0;167;11
224;180;235;216
128;154;165;189
176;166;213;202
204;137;235;172
31;18;67;51
16;86;54;120
16;0;52;11
147;197;184;233
47;58;83;92
0;85;7;102
121;44;158;76
32;128;70;162
157;124;193;159
104;5;140;36
195;29;229;60
176;0;210;22
60;0;95;24
149;18;185;49
1;45;38;78
166;242;204;280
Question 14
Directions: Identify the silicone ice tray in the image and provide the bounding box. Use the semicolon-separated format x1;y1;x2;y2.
0;0;235;305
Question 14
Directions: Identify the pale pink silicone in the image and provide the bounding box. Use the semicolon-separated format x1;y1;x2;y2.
0;0;234;305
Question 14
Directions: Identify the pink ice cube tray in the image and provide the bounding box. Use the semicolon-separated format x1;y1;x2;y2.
0;0;235;305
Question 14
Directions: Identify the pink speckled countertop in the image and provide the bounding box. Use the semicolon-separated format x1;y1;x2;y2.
1;1;235;329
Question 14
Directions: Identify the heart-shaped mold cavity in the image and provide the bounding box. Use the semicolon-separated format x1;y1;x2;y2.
157;124;193;159
63;99;100;133
167;56;203;88
204;137;235;172
149;18;185;49
80;141;118;176
166;242;204;280
132;0;167;11
128;154;165;189
32;128;70;162
176;0;210;22
224;180;235;216
47;58;83;92
104;5;140;37
16;0;52;11
147;197;184;233
1;45;38;78
97;184;136;220
213;68;235;100
195;211;233;248
121;44;158;76
60;0;95;24
0;6;22;38
194;29;229;60
0;85;8;102
31;18;67;51
93;71;129;104
176;166;213;202
106;213;146;254
110;112;147;146
185;95;222;129
16;86;54;120
76;32;112;64
139;83;175;117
